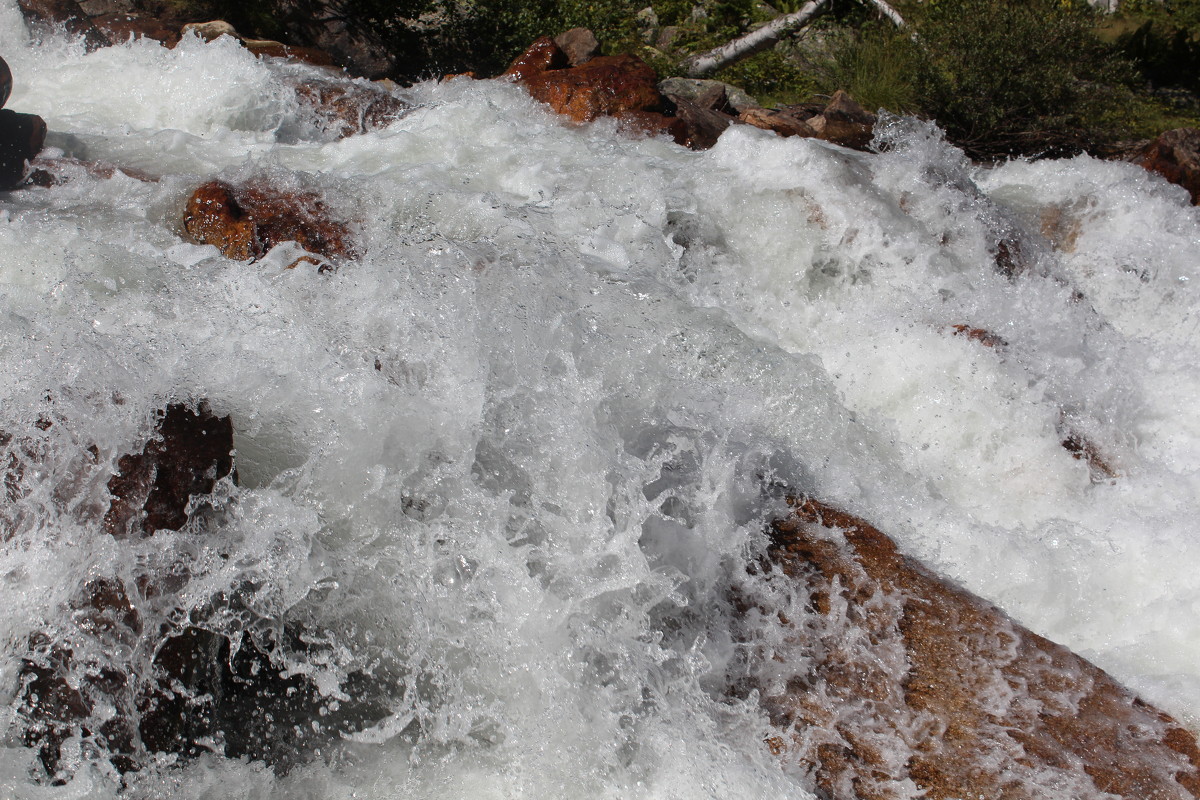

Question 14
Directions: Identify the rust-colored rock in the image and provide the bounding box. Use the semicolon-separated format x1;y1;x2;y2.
802;90;876;151
290;78;409;139
504;38;662;123
17;0;111;50
1060;427;1119;482
90;12;179;46
103;402;234;538
749;497;1200;800
739;107;817;139
503;36;569;83
1135;128;1200;205
0;109;47;189
553;27;600;67
183;179;356;263
243;39;337;68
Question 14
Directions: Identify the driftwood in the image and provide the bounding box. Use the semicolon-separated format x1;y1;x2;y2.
685;0;905;78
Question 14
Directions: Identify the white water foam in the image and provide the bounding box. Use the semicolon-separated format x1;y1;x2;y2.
1;4;1199;796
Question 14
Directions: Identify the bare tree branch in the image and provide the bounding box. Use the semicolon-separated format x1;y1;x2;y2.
685;0;828;78
684;0;906;79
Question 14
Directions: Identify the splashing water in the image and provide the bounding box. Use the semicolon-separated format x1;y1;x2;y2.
1;6;1199;797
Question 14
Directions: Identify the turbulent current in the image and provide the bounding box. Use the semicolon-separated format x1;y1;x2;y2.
2;5;1200;797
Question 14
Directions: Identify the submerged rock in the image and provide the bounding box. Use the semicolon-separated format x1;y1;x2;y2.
749;498;1200;800
18;402;389;779
289;77;409;139
183;179;356;264
1136;128;1200;205
103;402;234;538
0;108;47;189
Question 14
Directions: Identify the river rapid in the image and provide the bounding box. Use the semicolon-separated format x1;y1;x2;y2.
1;6;1199;797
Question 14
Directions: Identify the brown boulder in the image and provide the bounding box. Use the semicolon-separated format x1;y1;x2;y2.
243;39;337;68
665;94;732;150
749;497;1200;800
504;39;662;123
739;107;817;139
804;90;876;151
17;0;111;50
290;77;409;139
1136;128;1200;205
0;109;47;189
103;402;235;538
183;179;356;263
553;27;600;67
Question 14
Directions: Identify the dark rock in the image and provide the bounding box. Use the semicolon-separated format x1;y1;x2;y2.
663;94;731;150
613;109;689;146
290;77;409;139
805;90;876;151
103;402;235;538
1135;128;1200;205
183;179;356;263
1060;427;1119;482
0;109;47;189
0;55;11;110
553;27;600;67
17;0;111;50
747;497;1200;800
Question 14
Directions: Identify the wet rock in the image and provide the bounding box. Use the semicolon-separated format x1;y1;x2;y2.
739;107;817;139
0;109;48;189
750;497;1200;800
140;624;388;771
503;36;569;82
553;27;600;67
1;55;11;110
17;0;111;50
243;39;337;68
290;77;409;139
26;155;156;187
1135;128;1200;205
947;323;1007;348
103;402;235;538
663;95;731;150
614;109;689;146
91;11;179;45
183;179;356;263
1060;426;1120;482
504;39;663;123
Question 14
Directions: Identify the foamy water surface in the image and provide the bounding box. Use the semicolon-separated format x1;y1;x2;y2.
1;6;1199;797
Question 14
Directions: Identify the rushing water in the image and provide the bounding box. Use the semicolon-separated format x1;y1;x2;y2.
1;6;1199;797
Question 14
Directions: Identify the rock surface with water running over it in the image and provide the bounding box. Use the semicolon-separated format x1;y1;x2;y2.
183;179;356;263
1136;128;1200;205
747;498;1200;800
